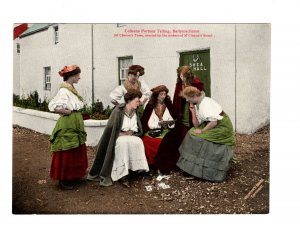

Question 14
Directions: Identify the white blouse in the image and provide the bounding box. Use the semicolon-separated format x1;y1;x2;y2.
195;97;223;125
48;88;84;112
121;112;139;132
147;107;175;129
109;79;151;104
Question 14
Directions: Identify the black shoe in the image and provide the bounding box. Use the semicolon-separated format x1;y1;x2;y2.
59;180;74;190
119;177;131;188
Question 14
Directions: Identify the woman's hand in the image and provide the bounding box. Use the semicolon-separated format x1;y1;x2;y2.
111;100;119;106
192;128;203;134
119;130;133;136
63;109;72;115
55;107;72;116
189;104;196;113
158;120;168;129
159;120;175;129
192;121;217;135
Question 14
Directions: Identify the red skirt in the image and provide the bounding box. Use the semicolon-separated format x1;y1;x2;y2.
142;136;162;166
50;144;88;181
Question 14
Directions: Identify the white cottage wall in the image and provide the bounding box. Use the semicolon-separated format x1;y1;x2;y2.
13;38;20;95
19;24;93;104
236;24;271;134
15;23;270;134
20;26;55;99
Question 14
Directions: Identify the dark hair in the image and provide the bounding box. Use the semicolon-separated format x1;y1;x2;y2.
148;85;171;107
124;89;142;103
128;65;145;76
62;67;81;81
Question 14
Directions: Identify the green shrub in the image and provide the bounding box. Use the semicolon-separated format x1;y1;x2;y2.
13;91;49;112
13;91;111;120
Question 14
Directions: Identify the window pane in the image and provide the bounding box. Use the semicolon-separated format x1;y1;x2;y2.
44;67;51;91
54;26;59;44
119;57;132;84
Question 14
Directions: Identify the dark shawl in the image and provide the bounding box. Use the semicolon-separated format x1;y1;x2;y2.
89;103;143;186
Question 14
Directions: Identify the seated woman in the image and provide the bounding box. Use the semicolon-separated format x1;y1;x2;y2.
141;85;179;174
176;86;235;182
87;89;149;187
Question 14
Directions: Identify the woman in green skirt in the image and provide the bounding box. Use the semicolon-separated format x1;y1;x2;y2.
48;65;87;190
176;86;235;182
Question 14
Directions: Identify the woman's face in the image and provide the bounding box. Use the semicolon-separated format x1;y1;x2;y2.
180;73;186;82
157;91;167;102
72;74;81;84
128;74;139;84
127;97;140;109
185;95;199;105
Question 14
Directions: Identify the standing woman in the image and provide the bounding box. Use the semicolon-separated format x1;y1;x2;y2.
87;89;149;187
172;66;205;142
173;65;204;139
176;86;235;182
110;65;151;109
141;85;178;174
48;65;88;190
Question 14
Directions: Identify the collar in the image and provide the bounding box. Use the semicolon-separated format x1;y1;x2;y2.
60;82;83;101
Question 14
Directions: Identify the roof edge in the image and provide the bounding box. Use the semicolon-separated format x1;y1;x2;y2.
20;23;55;38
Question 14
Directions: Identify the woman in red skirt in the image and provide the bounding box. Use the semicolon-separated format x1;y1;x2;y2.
141;85;179;174
48;65;88;190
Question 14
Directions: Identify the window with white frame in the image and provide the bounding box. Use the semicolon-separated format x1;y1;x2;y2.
44;67;51;91
54;26;59;44
118;56;133;85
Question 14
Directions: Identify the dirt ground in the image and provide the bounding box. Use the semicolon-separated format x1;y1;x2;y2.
12;125;269;214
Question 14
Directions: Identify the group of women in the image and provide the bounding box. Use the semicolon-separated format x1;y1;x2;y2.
48;64;235;190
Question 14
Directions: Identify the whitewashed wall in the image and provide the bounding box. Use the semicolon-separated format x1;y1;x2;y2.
13;38;20;95
15;23;270;134
236;24;271;133
19;24;93;105
93;24;236;128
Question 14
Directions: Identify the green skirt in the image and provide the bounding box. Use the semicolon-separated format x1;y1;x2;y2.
190;113;235;146
49;112;87;153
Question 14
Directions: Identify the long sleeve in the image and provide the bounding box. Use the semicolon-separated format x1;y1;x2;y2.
48;88;84;112
109;85;126;104
195;97;223;124
140;79;151;101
